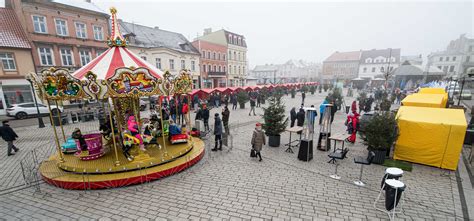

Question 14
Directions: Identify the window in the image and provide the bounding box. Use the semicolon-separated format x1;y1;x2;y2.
233;65;236;74
438;66;442;70
380;67;384;72
363;67;367;73
75;22;87;39
207;51;210;59
191;61;195;71
228;35;232;43
208;64;211;72
443;66;448;72
0;53;16;70
38;47;53;66
218;66;221;72
93;26;103;40
449;66;455;72
467;56;471;62
229;65;232;74
223;66;226;72
203;64;206;72
60;48;73;66
79;50;91;66
371;67;375;72
439;57;443;62
55;19;68;36
156;58;161;69
470;46;473;52
453;56;456;61
181;60;185;69
212;65;216;72
234;52;236;60
446;57;450;62
233;36;237;44
213;52;216;60
228;51;232;60
201;51;205;58
32;15;47;33
223;54;226;61
238;66;241;74
218;53;221;60
169;59;175;70
238;52;241;61
238;38;242;46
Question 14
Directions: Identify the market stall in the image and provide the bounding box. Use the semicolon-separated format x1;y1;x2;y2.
401;93;446;108
418;87;448;107
394;106;466;170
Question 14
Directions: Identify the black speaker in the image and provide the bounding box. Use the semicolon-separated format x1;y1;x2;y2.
298;139;313;161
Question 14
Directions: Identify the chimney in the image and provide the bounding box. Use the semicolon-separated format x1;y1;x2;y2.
85;0;91;3
204;28;212;35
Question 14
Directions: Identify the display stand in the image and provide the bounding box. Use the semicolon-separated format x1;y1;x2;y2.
317;104;333;151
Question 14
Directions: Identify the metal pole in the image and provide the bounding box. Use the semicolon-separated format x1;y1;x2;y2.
158;96;168;156
27;79;45;128
54;100;66;142
107;100;120;166
47;99;64;162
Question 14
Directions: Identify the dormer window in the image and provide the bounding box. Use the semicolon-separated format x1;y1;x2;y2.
233;36;237;45
228;34;232;43
366;58;372;63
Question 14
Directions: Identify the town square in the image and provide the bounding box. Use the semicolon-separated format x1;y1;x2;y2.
0;0;473;220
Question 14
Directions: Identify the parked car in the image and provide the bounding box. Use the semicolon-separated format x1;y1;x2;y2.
6;102;63;119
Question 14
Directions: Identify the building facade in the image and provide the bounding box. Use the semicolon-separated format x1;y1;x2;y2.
428;34;474;78
358;48;401;79
251;60;320;85
119;21;201;89
322;51;361;82
197;29;248;87
6;0;110;73
401;55;423;66
0;8;36;115
191;40;227;88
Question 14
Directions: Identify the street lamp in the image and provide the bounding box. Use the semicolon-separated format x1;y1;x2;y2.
26;77;45;128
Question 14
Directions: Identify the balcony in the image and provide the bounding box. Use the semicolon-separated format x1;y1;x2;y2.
208;71;226;78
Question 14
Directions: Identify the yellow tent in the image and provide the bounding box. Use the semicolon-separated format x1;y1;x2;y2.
418;88;448;107
401;93;446;108
394;106;467;170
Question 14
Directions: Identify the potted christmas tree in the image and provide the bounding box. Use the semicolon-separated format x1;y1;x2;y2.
290;88;296;98
262;94;288;147
318;85;322;93
237;91;249;109
363;112;399;164
310;85;316;95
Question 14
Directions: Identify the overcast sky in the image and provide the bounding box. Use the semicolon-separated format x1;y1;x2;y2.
2;0;473;68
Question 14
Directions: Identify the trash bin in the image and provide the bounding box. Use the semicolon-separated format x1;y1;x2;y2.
384;179;406;211
52;115;61;127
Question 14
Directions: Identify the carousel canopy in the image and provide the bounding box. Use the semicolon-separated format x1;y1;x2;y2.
72;8;163;80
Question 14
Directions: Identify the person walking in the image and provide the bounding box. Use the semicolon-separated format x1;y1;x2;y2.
302;91;306;104
182;102;189;127
202;104;210;131
0;120;19;156
178;100;183;125
256;93;261;107
222;105;230;134
231;94;238;110
319;99;328;125
249;96;257;116
251;123;266;161
345;111;360;143
212;113;223;151
290;107;297;127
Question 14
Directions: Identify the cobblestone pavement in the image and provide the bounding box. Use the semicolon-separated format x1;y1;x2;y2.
0;91;470;220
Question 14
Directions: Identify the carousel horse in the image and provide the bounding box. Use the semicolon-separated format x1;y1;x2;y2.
122;130;137;161
127;116;146;151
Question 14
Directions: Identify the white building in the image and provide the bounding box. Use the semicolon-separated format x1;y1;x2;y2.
119;21;201;88
251;60;320;84
358;48;401;79
428;34;474;79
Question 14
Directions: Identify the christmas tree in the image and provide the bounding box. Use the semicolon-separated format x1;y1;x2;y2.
262;94;288;136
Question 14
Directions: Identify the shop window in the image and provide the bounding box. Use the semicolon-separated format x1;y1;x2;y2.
2;85;34;107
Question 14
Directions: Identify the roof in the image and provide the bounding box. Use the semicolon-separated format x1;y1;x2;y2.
324;51;361;62
0;8;31;49
224;30;247;47
51;0;107;15
360;48;401;63
119;21;200;55
392;64;443;76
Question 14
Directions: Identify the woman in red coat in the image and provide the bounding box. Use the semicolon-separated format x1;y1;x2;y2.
345;111;360;143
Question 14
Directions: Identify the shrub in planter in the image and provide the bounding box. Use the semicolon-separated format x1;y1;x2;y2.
357;91;367;113
237;91;249;109
309;86;316;94
262;94;288;147
290;88;296;98
301;85;309;94
318;85;322;93
363;112;399;164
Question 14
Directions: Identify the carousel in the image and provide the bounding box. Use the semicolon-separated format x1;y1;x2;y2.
32;8;204;190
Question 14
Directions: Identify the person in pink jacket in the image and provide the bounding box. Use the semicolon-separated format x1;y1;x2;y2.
128;116;145;151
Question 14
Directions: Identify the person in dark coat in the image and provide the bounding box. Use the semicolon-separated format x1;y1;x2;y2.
231;94;237;110
249;96;256;116
296;108;305;134
202;104;210;131
302;91;306;104
330;102;337;123
212;113;223;151
290;107;297;127
0;120;19;156
251;123;266;161
222;105;230;134
365;95;374;112
177;101;183;125
256;93;261;107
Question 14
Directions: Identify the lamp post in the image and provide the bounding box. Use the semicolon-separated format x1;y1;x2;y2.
26;78;45;128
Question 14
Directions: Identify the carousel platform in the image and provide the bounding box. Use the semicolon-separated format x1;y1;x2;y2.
39;137;205;190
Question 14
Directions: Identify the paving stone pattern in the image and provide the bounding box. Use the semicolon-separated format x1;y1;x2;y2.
0;91;465;220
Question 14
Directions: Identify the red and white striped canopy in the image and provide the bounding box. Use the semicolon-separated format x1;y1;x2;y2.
72;8;163;80
72;47;163;80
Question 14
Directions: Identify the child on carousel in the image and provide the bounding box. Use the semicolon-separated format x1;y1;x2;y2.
72;128;88;156
127;115;145;151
